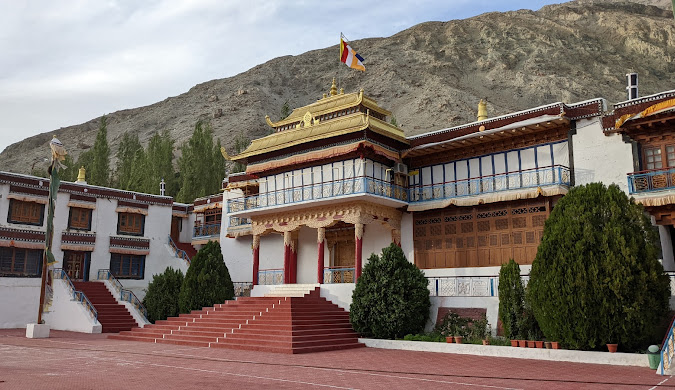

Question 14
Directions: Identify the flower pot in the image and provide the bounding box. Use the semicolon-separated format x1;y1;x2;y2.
445;336;454;343
454;336;463;344
544;341;552;349
535;341;544;349
607;343;618;353
551;341;560;349
510;340;519;347
527;340;536;348
482;339;490;346
518;340;527;348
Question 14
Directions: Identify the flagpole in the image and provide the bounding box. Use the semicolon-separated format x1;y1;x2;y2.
37;160;56;325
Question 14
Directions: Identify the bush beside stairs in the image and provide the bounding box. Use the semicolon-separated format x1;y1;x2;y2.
71;281;139;333
109;286;365;354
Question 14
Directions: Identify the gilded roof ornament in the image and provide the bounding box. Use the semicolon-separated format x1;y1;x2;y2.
478;99;488;122
330;78;337;96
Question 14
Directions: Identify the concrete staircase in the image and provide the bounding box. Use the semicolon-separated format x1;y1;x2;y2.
174;241;197;259
109;286;364;354
71;281;139;333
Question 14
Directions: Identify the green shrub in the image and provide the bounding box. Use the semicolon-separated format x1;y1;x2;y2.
498;259;525;339
528;183;671;351
349;243;430;339
178;241;235;313
436;312;490;342
142;267;184;323
403;332;445;342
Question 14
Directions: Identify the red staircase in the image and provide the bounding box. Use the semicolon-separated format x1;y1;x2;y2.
109;288;364;354
71;281;139;333
174;241;197;259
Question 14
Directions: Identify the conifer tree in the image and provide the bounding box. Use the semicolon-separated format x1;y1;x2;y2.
528;183;670;351
178;241;234;313
114;132;143;190
176;121;224;203
498;259;525;339
145;130;176;195
89;116;110;186
143;267;184;323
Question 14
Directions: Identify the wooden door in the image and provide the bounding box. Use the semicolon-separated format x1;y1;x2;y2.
64;251;85;281
170;216;180;242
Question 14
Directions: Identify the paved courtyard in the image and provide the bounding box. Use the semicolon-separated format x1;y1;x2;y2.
0;329;672;389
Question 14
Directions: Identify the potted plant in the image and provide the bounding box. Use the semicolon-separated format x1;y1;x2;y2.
436;312;468;345
454;335;464;344
607;343;618;353
544;341;552;349
535;340;544;348
551;341;560;349
510;339;519;347
445;336;454;343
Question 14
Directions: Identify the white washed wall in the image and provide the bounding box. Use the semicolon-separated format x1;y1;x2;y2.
572;117;633;192
220;190;254;283
259;233;284;271
401;212;414;264
361;223;392;263
296;226;317;284
0;278;40;328
43;279;101;333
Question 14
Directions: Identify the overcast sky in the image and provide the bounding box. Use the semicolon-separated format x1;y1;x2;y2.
0;0;563;154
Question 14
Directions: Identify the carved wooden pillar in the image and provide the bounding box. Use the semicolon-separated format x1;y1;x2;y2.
391;229;401;247
283;231;291;284
317;227;325;284
355;223;364;282
252;234;260;285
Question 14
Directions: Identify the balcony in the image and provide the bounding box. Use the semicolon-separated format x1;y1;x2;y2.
226;216;252;238
628;167;675;194
258;269;284;285
409;165;570;203
323;267;355;284
227;176;408;215
193;222;221;239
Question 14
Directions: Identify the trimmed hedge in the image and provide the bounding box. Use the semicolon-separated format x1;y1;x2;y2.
178;241;235;313
528;183;670;351
349;243;430;339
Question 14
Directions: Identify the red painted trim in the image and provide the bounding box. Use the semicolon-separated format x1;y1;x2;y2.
290;245;297;284
283;244;291;284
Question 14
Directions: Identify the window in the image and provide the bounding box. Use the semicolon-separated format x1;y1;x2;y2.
642;144;675;170
110;253;145;279
68;207;92;230
204;209;221;225
644;147;663;170
8;199;44;226
0;247;42;277
117;213;144;236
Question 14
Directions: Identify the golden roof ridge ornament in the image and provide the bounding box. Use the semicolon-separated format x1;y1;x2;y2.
478;99;488;122
330;78;338;96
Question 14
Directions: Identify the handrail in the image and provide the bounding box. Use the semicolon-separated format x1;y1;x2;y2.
426;274;530;297
324;267;355;284
627;167;675;194
52;268;98;322
661;315;675;375
97;269;148;320
193;222;221;238
167;235;191;265
258;269;284;285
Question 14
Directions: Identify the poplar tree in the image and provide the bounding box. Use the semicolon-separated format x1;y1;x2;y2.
114;132;143;190
145;131;177;196
176;121;225;203
527;183;670;351
89;116;110;186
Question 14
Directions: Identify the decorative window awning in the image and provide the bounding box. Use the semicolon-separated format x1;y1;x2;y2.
0;239;43;249
407;185;568;212
115;206;148;216
193;202;222;213
68;201;96;209
109;236;150;255
631;193;675;208
61;232;96;252
0;227;45;249
7;193;48;204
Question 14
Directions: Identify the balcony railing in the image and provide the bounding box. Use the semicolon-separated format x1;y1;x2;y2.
323;267;355;284
427;274;530;297
229;216;251;227
628;167;675;194
410;165;570;203
227;176;408;213
258;269;284;285
233;282;253;297
168;235;191;265
193;222;221;238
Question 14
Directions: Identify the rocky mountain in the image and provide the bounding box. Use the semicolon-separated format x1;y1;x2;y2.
1;0;674;174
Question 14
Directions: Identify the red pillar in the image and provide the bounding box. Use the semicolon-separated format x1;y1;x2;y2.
283;231;291;284
317;227;325;284
290;237;298;284
252;235;260;285
355;223;364;282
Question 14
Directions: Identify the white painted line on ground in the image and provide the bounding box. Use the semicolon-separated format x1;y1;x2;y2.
90;356;357;389
649;376;673;389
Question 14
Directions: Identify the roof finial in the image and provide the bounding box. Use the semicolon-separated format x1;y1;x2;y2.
477;99;488;121
330;78;337;96
76;166;87;184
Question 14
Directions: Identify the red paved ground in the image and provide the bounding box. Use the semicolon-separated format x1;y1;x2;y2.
0;328;671;389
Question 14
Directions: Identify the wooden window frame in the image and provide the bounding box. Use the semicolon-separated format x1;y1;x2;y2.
0;247;42;277
117;212;145;236
204;209;222;225
642;143;675;170
109;253;145;279
68;207;92;231
7;199;45;226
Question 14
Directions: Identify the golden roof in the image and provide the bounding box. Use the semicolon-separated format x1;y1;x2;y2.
265;88;391;129
233;112;407;161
